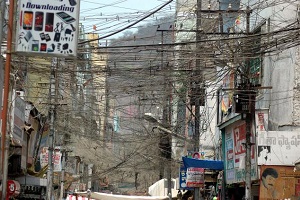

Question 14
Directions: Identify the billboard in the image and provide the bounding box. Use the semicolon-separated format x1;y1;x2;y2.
224;121;257;184
259;166;300;200
15;0;80;56
257;131;300;165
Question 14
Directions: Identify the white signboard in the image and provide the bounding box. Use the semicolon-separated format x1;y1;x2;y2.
40;147;62;172
257;131;300;166
15;0;80;56
186;167;204;188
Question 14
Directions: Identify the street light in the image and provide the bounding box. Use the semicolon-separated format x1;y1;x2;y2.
144;113;192;143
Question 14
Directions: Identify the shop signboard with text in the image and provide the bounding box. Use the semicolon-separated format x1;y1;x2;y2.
224;121;257;184
186;167;204;187
257;131;300;165
15;0;80;57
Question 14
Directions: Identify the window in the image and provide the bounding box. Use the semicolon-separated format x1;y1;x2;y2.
249;22;266;87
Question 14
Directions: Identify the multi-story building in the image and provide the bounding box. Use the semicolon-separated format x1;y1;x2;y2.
218;0;300;199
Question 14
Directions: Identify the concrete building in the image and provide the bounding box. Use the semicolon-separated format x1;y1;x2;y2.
218;0;300;199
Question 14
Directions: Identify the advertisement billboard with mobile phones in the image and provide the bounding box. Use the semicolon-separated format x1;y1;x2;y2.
15;0;80;57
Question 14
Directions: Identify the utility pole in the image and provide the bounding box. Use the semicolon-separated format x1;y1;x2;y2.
47;57;57;200
159;28;172;200
193;0;202;200
244;6;253;200
1;0;14;199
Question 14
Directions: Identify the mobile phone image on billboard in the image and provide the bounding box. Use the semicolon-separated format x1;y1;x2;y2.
31;40;39;51
23;11;33;30
45;13;54;32
56;12;76;24
34;12;44;31
69;0;77;6
40;43;47;52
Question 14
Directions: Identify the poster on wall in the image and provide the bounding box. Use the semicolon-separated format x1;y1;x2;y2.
259;166;300;200
257;131;300;165
255;109;268;131
15;0;80;57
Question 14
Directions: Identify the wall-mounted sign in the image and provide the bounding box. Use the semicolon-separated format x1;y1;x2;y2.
15;0;80;57
224;121;258;184
257;131;300;165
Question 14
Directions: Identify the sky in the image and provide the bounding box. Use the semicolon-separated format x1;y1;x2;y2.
79;0;176;39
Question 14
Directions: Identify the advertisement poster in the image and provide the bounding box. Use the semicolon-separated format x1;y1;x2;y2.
233;123;255;168
40;147;62;172
259;166;300;200
15;0;80;56
186;167;204;187
255;109;268;131
257;131;300;165
179;166;193;190
225;122;257;184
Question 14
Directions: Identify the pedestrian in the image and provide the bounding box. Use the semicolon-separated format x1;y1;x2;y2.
177;190;183;200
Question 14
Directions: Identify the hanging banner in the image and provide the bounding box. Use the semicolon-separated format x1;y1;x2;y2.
15;0;80;57
186;167;204;188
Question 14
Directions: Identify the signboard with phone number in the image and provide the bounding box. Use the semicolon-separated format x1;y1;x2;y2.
15;0;80;57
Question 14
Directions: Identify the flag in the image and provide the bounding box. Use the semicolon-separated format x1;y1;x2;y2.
221;98;227;113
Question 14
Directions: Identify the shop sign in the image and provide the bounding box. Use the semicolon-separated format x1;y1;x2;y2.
186;167;204;188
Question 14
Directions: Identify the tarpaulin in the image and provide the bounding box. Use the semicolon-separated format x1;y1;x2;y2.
182;157;224;170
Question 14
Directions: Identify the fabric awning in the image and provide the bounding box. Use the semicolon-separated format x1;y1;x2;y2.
182;157;224;170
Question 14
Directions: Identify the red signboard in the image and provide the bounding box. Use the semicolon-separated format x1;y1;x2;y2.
6;180;20;199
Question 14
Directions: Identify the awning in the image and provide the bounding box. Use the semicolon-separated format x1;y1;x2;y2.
182;157;224;170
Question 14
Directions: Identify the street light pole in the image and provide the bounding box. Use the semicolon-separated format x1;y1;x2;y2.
161;29;172;200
